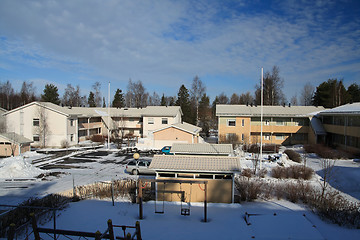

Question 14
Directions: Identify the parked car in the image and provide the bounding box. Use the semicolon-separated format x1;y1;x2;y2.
126;159;155;175
161;146;173;155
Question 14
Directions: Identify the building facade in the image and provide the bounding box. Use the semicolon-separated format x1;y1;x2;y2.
3;102;183;148
216;104;325;146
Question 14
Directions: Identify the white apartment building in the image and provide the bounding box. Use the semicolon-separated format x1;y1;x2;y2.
3;102;183;148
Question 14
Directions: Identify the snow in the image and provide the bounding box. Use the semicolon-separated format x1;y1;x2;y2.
0;156;46;179
38;199;360;240
1;145;360;239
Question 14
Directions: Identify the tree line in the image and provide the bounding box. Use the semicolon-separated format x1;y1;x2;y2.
1;65;359;135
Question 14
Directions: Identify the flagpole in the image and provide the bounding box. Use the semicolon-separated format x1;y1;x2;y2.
108;81;110;150
260;68;263;170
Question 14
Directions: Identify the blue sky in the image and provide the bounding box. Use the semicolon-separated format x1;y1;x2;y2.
0;0;359;103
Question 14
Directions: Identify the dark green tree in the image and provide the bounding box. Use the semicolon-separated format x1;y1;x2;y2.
199;94;211;136
347;83;360;103
176;85;194;124
312;79;347;108
161;94;167;106
88;91;96;107
112;89;125;108
41;84;60;105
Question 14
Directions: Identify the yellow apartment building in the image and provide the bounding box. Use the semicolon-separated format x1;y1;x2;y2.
317;102;360;151
216;104;325;146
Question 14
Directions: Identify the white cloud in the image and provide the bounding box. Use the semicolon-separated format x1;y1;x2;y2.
0;0;359;100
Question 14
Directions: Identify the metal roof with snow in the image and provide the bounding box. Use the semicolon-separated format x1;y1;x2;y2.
318;102;360;116
149;155;241;173
170;143;233;155
216;104;325;117
153;122;201;135
0;132;33;144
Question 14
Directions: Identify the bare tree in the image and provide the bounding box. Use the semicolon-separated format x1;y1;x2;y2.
319;158;337;199
92;82;102;107
36;105;50;148
290;94;298;106
62;84;84;107
230;93;241;104
148;91;160;106
239;92;254;105
125;79;148;108
0;80;15;110
20;81;37;105
300;82;314;106
217;92;229;104
190;76;206;126
255;65;285;105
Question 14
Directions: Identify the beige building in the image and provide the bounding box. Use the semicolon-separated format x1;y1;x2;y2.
3;101;184;148
216;104;325;146
149;155;241;203
0;132;32;157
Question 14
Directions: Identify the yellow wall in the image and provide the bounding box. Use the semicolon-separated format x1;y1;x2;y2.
156;177;233;203
154;127;198;143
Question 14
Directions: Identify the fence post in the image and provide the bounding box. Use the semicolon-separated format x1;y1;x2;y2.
135;221;142;240
72;174;76;199
95;230;102;240
30;213;40;240
111;181;115;206
7;223;15;240
138;180;143;220
107;219;114;240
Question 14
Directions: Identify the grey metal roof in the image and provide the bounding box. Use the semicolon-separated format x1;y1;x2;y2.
170;143;233;155
142;106;182;117
154;122;201;135
149;155;241;173
216;104;325;117
0;132;33;144
318;102;360;116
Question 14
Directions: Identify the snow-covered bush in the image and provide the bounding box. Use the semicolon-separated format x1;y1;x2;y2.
271;166;314;180
284;149;301;163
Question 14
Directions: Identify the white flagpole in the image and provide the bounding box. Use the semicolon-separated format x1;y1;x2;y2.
108;81;110;150
260;68;263;170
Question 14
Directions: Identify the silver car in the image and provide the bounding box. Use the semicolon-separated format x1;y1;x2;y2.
126;159;155;175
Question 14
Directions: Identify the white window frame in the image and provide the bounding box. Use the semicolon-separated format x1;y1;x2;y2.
33;135;40;142
242;119;245;127
264;134;270;140
148;118;154;124
227;119;236;127
162;118;168;124
264;119;270;126
70;134;74;142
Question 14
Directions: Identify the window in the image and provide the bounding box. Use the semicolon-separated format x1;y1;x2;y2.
275;134;284;140
226;133;237;140
264;119;270;126
264;134;270;140
276;120;284;126
162;118;168;124
241;134;244;141
33;135;40;141
33;118;39;126
148;118;154;124
227;119;236;127
129;118;134;122
70;134;74;142
242;119;245;127
70;119;74;126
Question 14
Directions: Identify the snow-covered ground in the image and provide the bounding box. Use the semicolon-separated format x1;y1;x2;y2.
1;145;360;239
37;199;360;240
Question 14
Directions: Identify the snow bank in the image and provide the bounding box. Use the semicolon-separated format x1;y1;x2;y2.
0;156;46;179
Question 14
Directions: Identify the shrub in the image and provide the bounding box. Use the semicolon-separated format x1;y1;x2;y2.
284;149;302;163
241;168;253;178
61;139;70;148
271;165;314;180
90;134;105;143
235;177;263;202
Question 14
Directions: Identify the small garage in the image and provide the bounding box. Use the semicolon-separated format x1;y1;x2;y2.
149;155;241;203
0;132;33;157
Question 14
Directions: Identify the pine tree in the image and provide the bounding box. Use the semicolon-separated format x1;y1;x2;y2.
41;84;60;105
161;94;167;106
112;89;125;108
88;91;96;107
176;85;194;124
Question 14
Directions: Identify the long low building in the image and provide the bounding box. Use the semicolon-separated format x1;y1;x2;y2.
216;104;325;146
